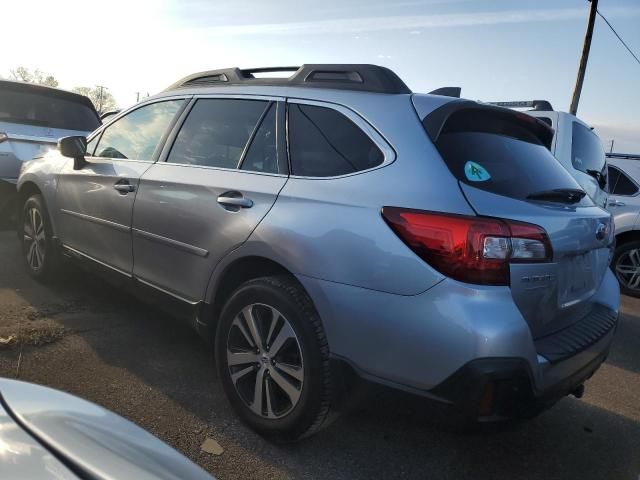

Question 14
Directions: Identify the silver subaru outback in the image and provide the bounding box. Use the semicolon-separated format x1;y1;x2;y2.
17;64;619;441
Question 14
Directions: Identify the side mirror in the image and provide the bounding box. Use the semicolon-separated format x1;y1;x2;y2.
58;136;88;170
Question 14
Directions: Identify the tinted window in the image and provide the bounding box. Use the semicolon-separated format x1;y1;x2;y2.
609;167;638;196
168;99;268;169
0;89;100;131
572;122;605;175
240;104;278;174
436;132;584;201
288;104;384;177
95;101;183;161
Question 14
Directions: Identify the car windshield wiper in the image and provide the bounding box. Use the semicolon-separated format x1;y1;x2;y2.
586;169;607;189
526;188;586;204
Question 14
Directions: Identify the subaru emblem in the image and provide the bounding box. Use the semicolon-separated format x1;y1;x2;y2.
595;222;608;241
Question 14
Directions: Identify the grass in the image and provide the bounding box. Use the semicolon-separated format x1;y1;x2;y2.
0;325;65;348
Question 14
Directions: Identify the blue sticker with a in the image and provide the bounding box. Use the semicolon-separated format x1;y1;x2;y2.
464;161;491;182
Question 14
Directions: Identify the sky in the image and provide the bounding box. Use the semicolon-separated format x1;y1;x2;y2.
3;0;640;152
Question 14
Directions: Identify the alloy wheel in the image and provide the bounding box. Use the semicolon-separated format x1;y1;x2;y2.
226;303;304;419
23;207;46;271
615;248;640;292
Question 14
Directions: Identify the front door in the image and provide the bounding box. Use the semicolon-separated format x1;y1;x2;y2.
132;97;287;301
55;99;186;274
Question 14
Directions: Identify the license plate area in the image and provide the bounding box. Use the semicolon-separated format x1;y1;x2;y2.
557;252;596;308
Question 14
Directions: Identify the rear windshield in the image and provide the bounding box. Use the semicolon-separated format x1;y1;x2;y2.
571;121;605;175
433;110;585;201
0;89;100;131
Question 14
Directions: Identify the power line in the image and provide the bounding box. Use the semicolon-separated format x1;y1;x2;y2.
596;9;640;67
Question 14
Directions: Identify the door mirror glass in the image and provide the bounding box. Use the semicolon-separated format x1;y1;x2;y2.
58;136;88;170
59;135;87;158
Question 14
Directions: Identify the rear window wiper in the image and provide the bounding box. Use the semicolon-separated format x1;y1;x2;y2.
586;169;607;189
526;188;586;204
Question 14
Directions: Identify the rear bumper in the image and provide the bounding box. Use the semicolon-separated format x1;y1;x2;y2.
298;268;619;419
430;326;614;420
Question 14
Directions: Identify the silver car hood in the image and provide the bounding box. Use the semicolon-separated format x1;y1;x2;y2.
0;379;213;480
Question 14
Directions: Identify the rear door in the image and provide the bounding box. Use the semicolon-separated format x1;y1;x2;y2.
56;99;185;274
131;96;287;302
425;105;613;338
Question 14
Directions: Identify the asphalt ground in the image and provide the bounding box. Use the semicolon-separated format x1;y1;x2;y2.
0;229;638;480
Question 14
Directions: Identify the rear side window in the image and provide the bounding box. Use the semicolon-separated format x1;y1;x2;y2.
288;104;383;177
94;100;183;161
168;99;268;169
240;104;278;174
608;166;638;196
572;122;605;175
433;109;583;201
0;88;100;131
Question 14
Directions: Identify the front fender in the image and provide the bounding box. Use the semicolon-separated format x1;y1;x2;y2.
17;152;68;236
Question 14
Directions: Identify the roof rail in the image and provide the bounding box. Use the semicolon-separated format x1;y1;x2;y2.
606;152;640;160
487;100;554;112
428;87;461;98
165;64;412;94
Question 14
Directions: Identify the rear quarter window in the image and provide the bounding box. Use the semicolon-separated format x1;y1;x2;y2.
288;104;384;177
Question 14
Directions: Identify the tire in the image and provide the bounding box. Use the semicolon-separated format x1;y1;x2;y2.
20;194;59;281
612;240;640;298
215;275;334;442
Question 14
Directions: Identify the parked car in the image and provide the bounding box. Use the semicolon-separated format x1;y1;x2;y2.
606;155;640;297
17;64;619;441
0;80;100;221
489;100;608;209
0;378;213;479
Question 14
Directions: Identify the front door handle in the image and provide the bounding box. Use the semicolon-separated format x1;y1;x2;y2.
114;180;136;194
217;196;253;208
608;199;626;207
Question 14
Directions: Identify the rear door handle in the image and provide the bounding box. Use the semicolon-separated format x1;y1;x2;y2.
217;194;253;209
114;180;136;194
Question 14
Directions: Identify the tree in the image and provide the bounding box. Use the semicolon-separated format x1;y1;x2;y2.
9;67;59;87
72;86;117;114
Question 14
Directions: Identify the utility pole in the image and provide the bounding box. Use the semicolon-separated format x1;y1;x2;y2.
135;91;140;102
569;0;598;115
609;139;615;153
96;85;107;113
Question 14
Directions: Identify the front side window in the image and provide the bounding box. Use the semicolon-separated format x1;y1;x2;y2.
94;100;184;161
167;99;269;169
86;134;100;156
288;104;384;177
608;166;638;196
571;122;605;175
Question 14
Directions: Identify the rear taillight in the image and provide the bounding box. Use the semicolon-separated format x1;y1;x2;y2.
382;207;552;286
0;132;7;144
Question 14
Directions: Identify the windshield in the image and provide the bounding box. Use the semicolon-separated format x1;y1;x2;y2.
0;89;100;131
572;121;606;175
